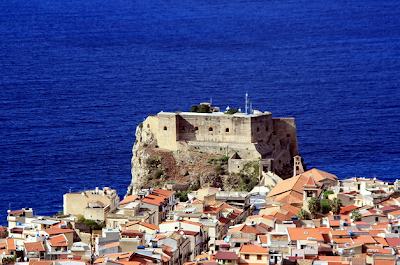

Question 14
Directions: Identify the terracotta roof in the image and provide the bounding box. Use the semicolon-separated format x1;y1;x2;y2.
119;195;138;205
48;234;68;247
331;230;351;236
43;228;74;235
281;204;301;215
106;242;120;248
371;222;389;229
192;199;205;204
141;194;167;206
182;220;203;227
374;260;395;265
152;189;174;197
287;228;324;241
204;206;222;214
352;236;376;244
126;221;159;231
194;253;215;261
333;238;353;244
373;237;388;247
229;224;260;234
239;245;268;254
303;174;319;188
388;209;400;216
24;242;45;252
6;238;16;251
214;251;238;260
369;229;385;237
385;238;400;248
301;168;338;182
340;205;359;214
219;217;230;226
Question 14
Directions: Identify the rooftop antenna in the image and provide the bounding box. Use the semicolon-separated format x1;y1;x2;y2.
210;98;212;106
245;93;249;114
250;101;252;114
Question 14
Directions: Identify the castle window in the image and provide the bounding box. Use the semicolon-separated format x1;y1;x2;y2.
266;126;269;131
257;127;260;132
181;126;185;131
147;124;150;128
287;134;290;137
194;126;199;131
163;126;167;131
225;128;230;132
208;127;213;132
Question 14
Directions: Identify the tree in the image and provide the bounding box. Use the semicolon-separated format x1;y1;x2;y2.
321;200;331;214
351;209;361;222
296;209;309;220
308;197;320;218
323;190;334;199
331;197;342;214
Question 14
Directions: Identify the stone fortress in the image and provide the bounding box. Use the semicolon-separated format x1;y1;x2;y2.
138;102;300;181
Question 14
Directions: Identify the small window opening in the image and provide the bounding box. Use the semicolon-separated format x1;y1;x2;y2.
225;128;230;132
209;127;213;132
181;126;185;131
257;127;260;132
194;126;199;131
147;124;150;128
287;134;290;137
163;126;167;131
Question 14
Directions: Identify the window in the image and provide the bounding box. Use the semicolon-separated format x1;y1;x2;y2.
147;124;150;128
287;134;290;137
245;254;249;260
257;255;262;260
163;126;167;130
209;127;213;131
194;126;199;131
257;127;260;132
375;217;379;222
266;126;269;131
333;215;340;220
225;128;230;132
181;126;185;131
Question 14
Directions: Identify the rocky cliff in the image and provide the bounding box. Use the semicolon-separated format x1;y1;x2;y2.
126;122;261;196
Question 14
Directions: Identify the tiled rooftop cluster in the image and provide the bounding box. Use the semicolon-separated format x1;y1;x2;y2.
2;168;400;265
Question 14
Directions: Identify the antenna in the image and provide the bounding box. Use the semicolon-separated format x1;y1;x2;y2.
245;93;248;114
210;98;212;106
250;101;252;114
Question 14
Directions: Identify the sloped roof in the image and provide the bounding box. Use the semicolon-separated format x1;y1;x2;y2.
152;189;174;197
119;195;138;205
239;245;268;254
228;224;260;234
214;251;238;260
24;242;45;252
303;174;319;188
287;228;324;241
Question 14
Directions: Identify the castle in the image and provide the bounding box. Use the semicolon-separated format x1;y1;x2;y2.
138;103;300;179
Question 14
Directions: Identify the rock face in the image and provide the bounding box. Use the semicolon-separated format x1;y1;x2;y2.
127;109;300;195
127;123;229;195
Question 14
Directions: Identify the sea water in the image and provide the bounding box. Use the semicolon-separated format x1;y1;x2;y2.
0;0;399;224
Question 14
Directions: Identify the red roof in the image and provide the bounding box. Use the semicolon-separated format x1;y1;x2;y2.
24;242;45;252
303;174;319;188
385;238;400;248
214;251;238;260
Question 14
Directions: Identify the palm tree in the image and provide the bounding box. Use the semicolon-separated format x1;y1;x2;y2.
331;197;342;214
351;209;361;222
296;209;310;220
308;197;321;218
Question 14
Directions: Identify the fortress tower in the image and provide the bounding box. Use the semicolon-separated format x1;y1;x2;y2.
139;105;300;179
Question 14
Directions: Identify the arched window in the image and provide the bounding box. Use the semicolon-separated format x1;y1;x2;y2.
208;127;213;132
194;126;199;131
147;124;150;128
163;126;167;131
225;128;230;132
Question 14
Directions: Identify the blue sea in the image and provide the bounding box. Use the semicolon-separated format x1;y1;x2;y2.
1;0;400;225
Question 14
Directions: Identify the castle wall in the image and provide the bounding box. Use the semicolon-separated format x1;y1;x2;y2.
272;118;299;156
175;112;253;143
250;114;273;143
157;113;178;150
142;115;159;142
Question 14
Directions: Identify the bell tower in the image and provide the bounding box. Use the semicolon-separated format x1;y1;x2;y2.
293;155;304;176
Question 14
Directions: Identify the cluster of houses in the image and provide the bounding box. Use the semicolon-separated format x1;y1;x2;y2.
2;167;400;265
